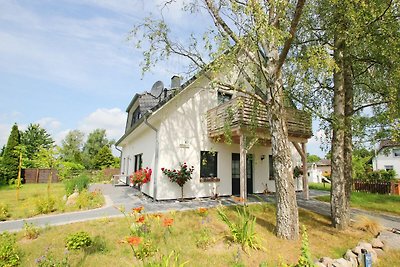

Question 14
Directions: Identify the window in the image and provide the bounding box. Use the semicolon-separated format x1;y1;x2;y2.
217;91;232;105
394;149;400;157
134;154;142;171
384;165;394;171
131;107;141;127
200;151;218;177
269;155;274;180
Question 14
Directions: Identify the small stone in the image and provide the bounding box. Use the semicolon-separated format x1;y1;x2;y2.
371;238;384;249
332;258;352;267
320;257;334;267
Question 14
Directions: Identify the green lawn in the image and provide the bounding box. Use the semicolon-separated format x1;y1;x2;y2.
12;204;375;267
0;183;104;220
316;192;400;216
309;182;331;191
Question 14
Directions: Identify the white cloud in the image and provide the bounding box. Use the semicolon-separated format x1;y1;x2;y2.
0;123;10;148
78;108;126;141
35;117;62;131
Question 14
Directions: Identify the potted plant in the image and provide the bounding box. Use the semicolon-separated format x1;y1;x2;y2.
161;163;194;201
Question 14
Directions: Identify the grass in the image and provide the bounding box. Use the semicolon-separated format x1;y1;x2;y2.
0;183;104;220
309;182;331;191
316;192;400;216
13;203;376;266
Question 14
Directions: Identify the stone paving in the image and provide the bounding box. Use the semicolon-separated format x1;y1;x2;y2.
0;184;399;249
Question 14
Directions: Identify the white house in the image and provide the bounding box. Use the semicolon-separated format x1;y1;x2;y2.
115;74;312;200
372;140;400;178
307;159;331;183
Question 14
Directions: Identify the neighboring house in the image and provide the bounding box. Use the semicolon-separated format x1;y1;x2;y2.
307;159;331;183
115;73;312;200
372;140;400;178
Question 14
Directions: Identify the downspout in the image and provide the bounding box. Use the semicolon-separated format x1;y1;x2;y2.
144;112;159;201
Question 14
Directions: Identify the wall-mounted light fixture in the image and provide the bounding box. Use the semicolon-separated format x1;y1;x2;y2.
261;155;265;161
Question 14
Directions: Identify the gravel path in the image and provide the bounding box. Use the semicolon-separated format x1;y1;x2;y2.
1;185;399;248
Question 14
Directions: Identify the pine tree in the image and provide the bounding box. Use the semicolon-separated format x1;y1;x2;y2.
93;146;114;169
1;124;21;184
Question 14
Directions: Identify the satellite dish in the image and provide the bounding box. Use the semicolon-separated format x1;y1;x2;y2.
150;81;164;97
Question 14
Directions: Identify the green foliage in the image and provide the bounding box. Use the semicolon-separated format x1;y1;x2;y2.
23;222;40;239
0;202;10;221
59;130;85;165
36;248;70;267
194;227;214;249
73;189;104;210
57;161;85;180
294;226;314;267
30;146;58;169
307;154;321;163
365;170;396;181
65;231;93;250
93;145;114;169
20;123;54;164
144;250;188;267
82;129;113;169
132;239;158;260
217;206;261;250
35;196;56;214
64;174;90;196
1;124;21;184
0;232;20;267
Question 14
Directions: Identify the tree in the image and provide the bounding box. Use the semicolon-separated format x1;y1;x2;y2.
288;0;400;229
93;146;115;169
82;129;113;169
21;123;54;165
1;124;21;183
307;154;321;163
133;0;306;239
59;130;85;164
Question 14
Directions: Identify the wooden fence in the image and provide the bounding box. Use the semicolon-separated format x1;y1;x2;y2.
22;168;59;184
352;180;400;195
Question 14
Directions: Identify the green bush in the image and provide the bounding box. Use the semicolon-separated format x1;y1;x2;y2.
294;225;314;267
35;196;56;214
0;232;20;267
73;189;104;210
57;161;85;181
366;170;396;181
65;231;93;250
64;174;90;196
0;202;10;221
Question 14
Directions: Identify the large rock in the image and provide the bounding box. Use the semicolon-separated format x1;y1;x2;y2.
332;258;352;267
343;250;358;267
320;257;334;267
314;262;326;267
66;192;79;206
371;238;384;249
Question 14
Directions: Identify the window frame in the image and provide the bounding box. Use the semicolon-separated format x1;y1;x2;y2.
131;107;141;127
134;153;143;172
200;151;218;178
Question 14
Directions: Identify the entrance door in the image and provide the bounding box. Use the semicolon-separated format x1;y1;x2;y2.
231;153;253;195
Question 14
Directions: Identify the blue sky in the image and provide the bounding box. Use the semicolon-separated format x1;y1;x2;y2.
0;0;326;157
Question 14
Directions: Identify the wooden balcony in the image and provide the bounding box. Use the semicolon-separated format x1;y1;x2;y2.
206;96;312;141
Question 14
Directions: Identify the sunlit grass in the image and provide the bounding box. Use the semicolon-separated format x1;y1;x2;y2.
15;203;374;266
316;192;400;216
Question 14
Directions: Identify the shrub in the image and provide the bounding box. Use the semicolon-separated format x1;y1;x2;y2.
0;232;20;267
23;222;40;239
73;189;104;210
65;231;93;250
217;205;261;250
366;170;396;181
57;161;85;181
0;203;10;221
35;196;56;214
294;225;314;267
64;174;90;196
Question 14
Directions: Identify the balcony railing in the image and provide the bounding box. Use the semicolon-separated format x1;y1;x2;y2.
206;96;312;139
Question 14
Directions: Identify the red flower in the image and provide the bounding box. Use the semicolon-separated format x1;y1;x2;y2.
136;215;145;223
163;218;174;227
132;206;144;213
126;236;141;246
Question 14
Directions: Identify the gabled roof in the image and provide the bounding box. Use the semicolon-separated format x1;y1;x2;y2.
378;139;400;152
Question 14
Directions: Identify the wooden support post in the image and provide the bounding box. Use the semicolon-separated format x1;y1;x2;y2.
302;143;309;200
240;133;247;203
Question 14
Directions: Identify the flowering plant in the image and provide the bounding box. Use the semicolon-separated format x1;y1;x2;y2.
130;167;152;187
161;163;194;200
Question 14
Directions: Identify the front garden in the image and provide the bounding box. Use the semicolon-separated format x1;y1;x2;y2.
3;202;397;266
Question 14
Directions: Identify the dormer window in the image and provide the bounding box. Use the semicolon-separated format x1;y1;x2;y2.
218;91;232;105
131;107;141;127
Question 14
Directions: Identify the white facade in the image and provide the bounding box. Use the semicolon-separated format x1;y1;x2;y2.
118;77;305;200
372;147;400;179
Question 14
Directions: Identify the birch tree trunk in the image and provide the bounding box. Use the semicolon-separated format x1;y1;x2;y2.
330;34;348;229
